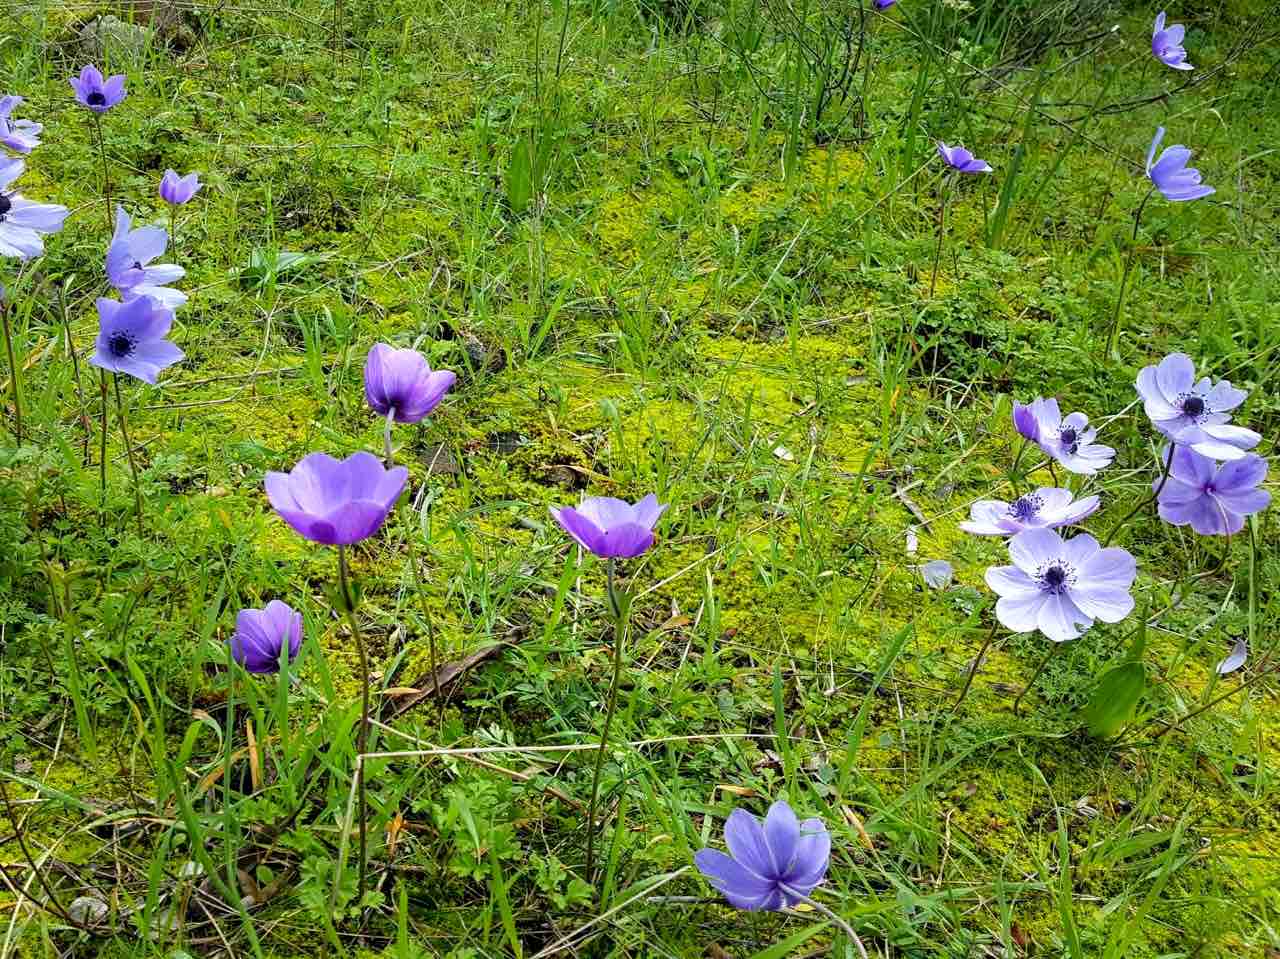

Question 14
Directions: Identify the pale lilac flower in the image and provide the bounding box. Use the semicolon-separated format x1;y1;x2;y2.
159;169;202;205
1012;398;1114;475
70;65;126;113
230;600;303;674
960;488;1099;536
937;142;992;174
265;452;408;546
0;96;42;154
89;296;184;384
694;801;830;911
1145;127;1214;202
1135;353;1259;460
0;157;68;260
550;495;667;559
1216;638;1247;676
985;528;1136;643
105;206;187;309
1152;12;1193;71
364;343;455;423
1155;446;1269;536
921;560;954;589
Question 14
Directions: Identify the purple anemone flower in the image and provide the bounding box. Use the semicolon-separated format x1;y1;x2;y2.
265;451;408;546
694;801;830;911
0;158;69;260
106;206;186;309
364;343;456;424
0;96;42;154
1011;398;1115;475
937;142;992;174
1135;353;1259;460
159;169;202;206
70;65;126;113
230;600;303;674
1152;12;1193;71
874;0;896;8
550;494;667;559
960;487;1100;537
1145;127;1214;202
89;296;184;385
986;528;1136;643
1155;446;1270;536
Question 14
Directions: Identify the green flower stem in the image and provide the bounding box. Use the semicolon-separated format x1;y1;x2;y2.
1012;642;1063;716
929;176;951;298
585;557;630;886
1102;442;1176;549
1;295;21;445
336;544;369;905
113;373;145;536
780;884;869;959
1104;187;1155;358
953;620;999;712
98;371;109;515
92;113;112;232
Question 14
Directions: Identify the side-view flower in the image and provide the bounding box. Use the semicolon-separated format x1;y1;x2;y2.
1145;127;1215;202
1152;12;1193;71
1012;398;1115;474
937;142;992;173
961;488;1100;536
106;206;187;308
265;451;408;546
550;494;667;559
230;600;303;673
0;95;43;154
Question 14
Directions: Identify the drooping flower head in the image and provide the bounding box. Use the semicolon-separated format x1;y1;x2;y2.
1135;353;1259;460
230;600;303;674
985;529;1136;643
1152;12;1193;71
265;451;408;546
89;296;184;384
1145;127;1214;202
70;65;126;113
364;343;456;424
1011;398;1115;475
937;142;992;174
694;801;830;911
1155;446;1270;536
960;488;1100;537
0;95;42;154
0;158;69;260
105;206;186;308
159;169;202;206
550;494;667;559
921;560;954;589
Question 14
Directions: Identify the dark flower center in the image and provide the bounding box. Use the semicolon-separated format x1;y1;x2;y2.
1181;395;1205;418
1059;427;1077;446
1037;560;1075;595
107;332;135;358
1009;495;1042;522
0;193;10;219
86;91;106;106
131;260;144;271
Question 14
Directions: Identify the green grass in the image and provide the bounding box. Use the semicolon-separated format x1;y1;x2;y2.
1;0;1279;955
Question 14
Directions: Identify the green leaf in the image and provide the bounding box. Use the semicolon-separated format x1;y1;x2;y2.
747;921;831;959
506;135;533;215
1083;661;1146;738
